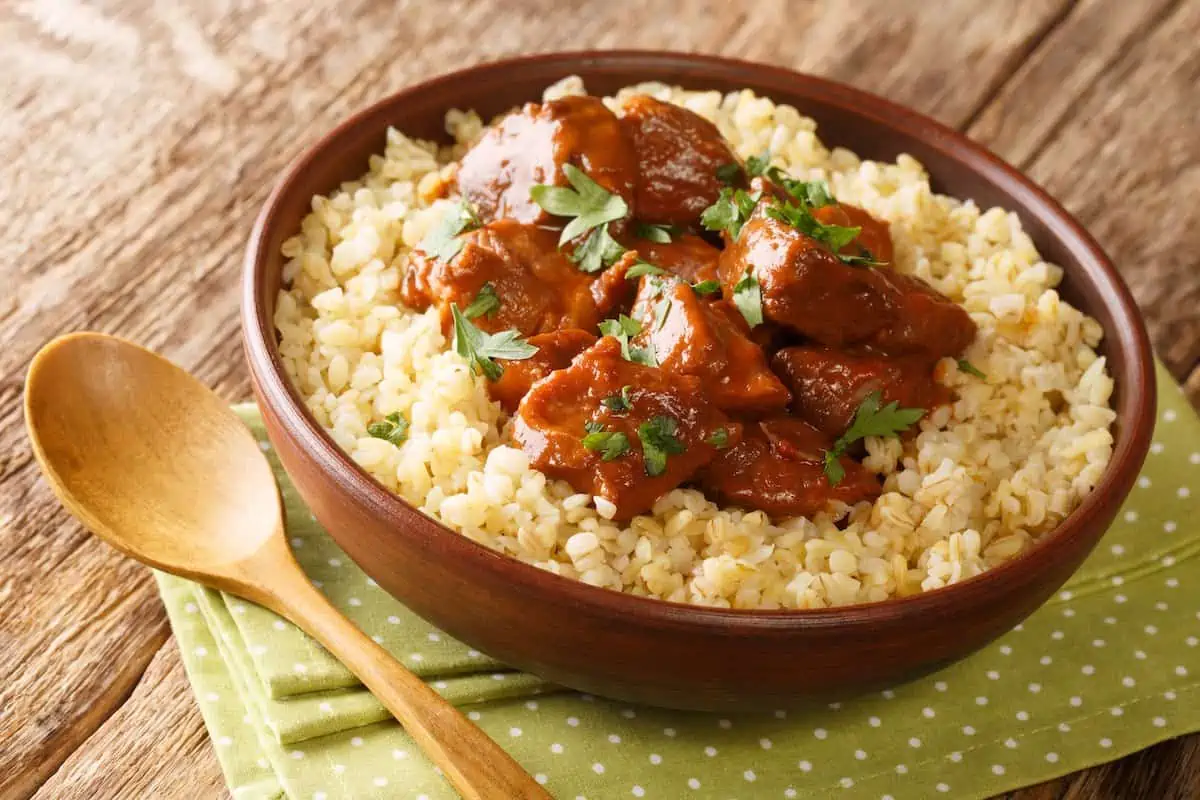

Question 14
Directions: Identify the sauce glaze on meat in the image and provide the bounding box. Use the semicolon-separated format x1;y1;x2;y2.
407;91;978;521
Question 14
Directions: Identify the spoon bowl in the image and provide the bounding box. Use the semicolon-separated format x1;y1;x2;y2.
25;332;280;580
25;332;549;800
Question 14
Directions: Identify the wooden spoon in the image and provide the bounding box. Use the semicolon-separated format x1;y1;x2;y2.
24;332;550;800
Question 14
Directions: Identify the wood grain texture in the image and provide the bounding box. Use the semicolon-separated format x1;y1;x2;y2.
0;0;1195;797
969;0;1200;389
30;641;230;800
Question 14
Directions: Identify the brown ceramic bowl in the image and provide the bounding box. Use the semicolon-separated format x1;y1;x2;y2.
242;51;1155;711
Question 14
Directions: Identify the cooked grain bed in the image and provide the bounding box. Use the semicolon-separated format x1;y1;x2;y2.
273;78;1115;609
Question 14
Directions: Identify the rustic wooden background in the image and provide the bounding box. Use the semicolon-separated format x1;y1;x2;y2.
2;0;1198;797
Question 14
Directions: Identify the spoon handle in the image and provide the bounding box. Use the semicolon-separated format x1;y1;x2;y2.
264;566;551;800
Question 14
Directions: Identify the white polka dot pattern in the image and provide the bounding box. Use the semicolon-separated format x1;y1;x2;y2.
155;398;1200;800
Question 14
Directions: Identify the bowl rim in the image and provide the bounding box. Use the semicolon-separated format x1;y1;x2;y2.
242;49;1156;631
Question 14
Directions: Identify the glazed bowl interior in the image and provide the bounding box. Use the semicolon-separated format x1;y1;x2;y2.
243;51;1154;709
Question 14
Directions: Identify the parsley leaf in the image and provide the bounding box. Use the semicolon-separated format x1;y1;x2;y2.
653;296;672;331
598;314;656;365
598;314;642;339
571;224;627;273
638;415;686;477
530;163;629;246
707;428;730;449
958;359;987;379
628;344;657;367
823;451;847;487
822;391;924;485
744;153;771;177
583;420;605;434
635;222;676;243
420;200;481;262
366;411;409;445
601;385;633;413
838;248;888;268
732;268;763;327
582;427;631;461
625;260;667;280
766;201;861;251
715;162;742;185
700;188;761;240
763;168;836;209
690;279;721;296
801;179;836;208
450;303;538;381
462;283;500;319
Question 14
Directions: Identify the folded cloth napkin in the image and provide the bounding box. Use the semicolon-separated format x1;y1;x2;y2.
158;362;1199;799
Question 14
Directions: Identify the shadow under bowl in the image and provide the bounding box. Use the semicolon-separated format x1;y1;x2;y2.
242;51;1155;712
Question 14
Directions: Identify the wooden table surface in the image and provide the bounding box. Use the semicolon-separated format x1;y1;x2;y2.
2;1;1198;797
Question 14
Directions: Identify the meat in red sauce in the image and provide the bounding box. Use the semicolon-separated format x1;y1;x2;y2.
489;329;597;413
772;346;950;438
623;232;720;284
514;337;739;520
630;276;790;414
719;202;975;359
401;220;623;338
424;91;979;521
619;95;739;227
457;95;637;227
719;204;896;347
812;203;895;265
699;417;880;518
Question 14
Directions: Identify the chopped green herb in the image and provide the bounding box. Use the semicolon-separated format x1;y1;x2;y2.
628;344;657;367
822;391;924;485
571;224;627;273
823;454;846;487
450;303;538;381
700;188;761;240
601;385;634;413
690;279;721;296
732;268;763;327
625;260;668;280
838;249;888;267
707;428;730;449
366;411;409;446
638;415;686;477
581;427;631;461
583;420;605;434
766;201;861;251
462;282;500;319
530;163;629;246
653;296;672;331
795;177;836;209
419;200;481;262
715;162;742;185
598;314;642;339
635;222;676;243
598;314;655;365
763;168;836;209
958;359;987;379
744;153;771;177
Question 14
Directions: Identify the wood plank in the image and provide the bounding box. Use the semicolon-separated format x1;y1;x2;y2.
10;0;1193;796
0;514;170;798
31;642;230;800
968;0;1200;381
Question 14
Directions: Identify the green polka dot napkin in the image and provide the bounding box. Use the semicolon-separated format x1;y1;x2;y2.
158;362;1199;799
